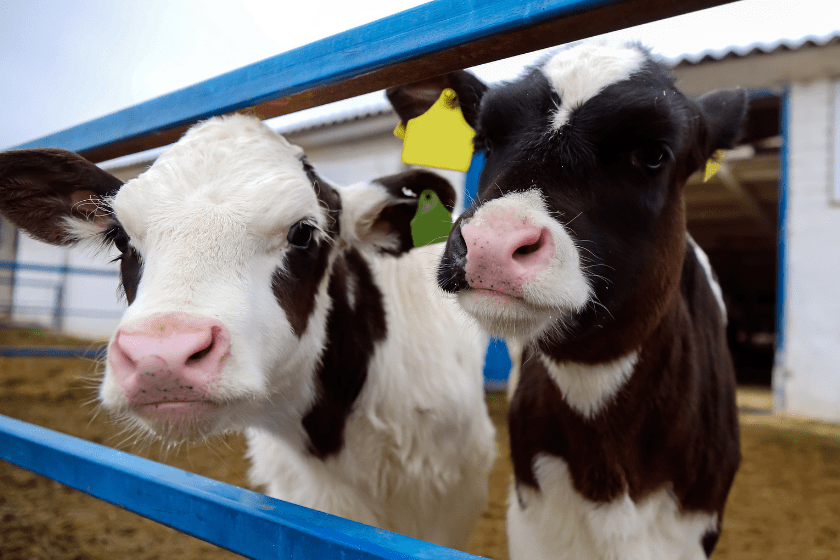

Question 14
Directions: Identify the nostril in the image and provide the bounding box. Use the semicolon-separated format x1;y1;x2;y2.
514;236;543;257
186;339;214;364
512;230;546;259
114;334;138;367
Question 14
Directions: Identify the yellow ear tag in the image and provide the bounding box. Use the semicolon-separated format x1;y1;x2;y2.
704;150;726;182
393;122;406;140
400;88;475;172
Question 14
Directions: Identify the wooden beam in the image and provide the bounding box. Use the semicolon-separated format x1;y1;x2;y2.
11;0;738;162
716;163;777;236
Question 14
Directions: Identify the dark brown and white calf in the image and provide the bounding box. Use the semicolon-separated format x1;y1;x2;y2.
0;114;496;549
389;42;743;559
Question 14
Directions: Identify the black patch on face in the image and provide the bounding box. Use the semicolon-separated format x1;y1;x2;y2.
302;248;387;459
272;157;342;337
302;156;341;237
272;237;332;337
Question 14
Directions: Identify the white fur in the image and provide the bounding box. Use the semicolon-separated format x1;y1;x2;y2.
508;454;718;560
538;351;639;419
458;189;591;342
94;115;495;549
246;244;495;548
687;234;727;325
541;42;647;130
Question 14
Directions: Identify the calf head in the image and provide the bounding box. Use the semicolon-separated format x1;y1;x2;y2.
390;42;747;360
0;114;456;447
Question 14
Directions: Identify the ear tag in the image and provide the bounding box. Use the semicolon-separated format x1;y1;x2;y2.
704;150;726;182
410;189;453;247
393;122;406;140
400;89;475;172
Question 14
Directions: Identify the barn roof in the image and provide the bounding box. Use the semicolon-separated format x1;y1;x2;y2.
668;30;840;66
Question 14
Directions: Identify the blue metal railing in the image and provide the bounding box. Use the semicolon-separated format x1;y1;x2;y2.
0;414;483;560
0;259;119;277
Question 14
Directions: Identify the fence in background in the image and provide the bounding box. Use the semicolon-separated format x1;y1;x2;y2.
1;0;736;557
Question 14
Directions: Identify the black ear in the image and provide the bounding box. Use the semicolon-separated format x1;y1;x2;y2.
386;70;488;129
0;148;122;245
351;170;456;255
375;169;457;213
695;89;749;159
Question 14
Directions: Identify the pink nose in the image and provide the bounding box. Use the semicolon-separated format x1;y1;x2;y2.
461;212;555;298
109;312;231;422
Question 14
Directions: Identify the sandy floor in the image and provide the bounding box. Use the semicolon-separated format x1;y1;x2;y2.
1;326;838;559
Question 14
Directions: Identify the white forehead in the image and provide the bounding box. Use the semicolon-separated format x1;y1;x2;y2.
541;42;647;129
111;114;322;240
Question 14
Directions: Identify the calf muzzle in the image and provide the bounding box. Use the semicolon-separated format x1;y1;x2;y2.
108;312;231;423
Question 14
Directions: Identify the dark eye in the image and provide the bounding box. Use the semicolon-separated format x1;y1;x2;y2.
634;143;671;170
105;224;130;254
287;221;315;249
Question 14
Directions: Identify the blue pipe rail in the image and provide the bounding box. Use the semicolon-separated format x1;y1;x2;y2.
0;260;119;277
0;346;107;359
0;414;485;559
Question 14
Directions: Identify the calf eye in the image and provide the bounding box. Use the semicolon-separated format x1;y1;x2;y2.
105;224;130;254
634;143;671;170
287;221;315;249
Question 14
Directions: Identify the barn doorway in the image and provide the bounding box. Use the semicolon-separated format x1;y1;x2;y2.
686;91;782;386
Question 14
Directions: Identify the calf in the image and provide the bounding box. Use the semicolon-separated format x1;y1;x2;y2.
389;42;743;559
0;114;496;549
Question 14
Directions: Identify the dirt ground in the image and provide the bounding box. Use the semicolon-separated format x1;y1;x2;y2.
1;326;838;559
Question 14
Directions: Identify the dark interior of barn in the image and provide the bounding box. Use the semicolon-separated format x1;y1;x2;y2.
686;92;781;386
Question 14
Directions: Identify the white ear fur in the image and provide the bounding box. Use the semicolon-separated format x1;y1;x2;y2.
61;216;111;244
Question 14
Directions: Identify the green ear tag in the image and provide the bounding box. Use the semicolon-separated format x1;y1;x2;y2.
401;89;475;172
410;189;453;247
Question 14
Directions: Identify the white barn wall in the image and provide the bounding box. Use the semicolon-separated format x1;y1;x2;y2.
775;78;840;422
0;217;17;316
13;234;122;340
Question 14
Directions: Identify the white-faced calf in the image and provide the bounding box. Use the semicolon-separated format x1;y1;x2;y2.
0;114;496;549
389;42;743;559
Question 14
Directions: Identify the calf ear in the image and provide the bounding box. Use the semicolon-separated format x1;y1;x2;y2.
0;148;122;245
386;70;488;129
690;89;749;172
349;169;457;255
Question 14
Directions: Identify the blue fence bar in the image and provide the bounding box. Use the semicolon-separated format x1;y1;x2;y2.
10;0;736;162
0;260;119;277
0;346;107;359
0;414;485;560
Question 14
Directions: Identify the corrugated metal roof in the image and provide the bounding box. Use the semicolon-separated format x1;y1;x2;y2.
267;91;394;136
668;30;840;66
